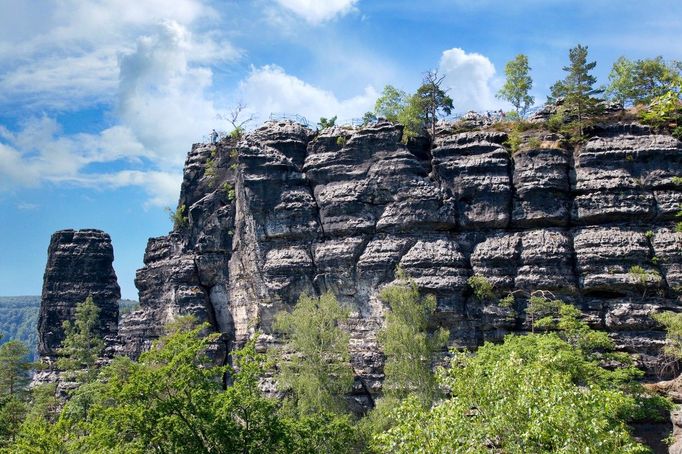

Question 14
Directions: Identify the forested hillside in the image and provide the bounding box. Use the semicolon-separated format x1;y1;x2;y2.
0;297;139;361
0;296;39;361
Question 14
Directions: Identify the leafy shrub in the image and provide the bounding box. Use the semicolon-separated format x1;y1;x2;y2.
222;182;235;202
166;204;188;229
547;112;564;132
373;332;656;454
467;274;495;302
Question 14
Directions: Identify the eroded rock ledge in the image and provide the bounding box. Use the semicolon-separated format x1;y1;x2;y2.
118;119;682;401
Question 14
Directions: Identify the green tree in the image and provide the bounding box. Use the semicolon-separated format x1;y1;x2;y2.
374;85;409;122
0;340;31;398
652;311;682;360
607;56;682;106
361;111;377;126
0;339;32;447
317;116;337;129
273;293;353;417
550;44;604;139
497;54;535;116
467;274;495;303
373;333;655;454
56;295;106;383
414;69;454;139
377;271;449;405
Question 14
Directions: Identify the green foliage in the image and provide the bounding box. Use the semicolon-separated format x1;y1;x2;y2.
56;296;105;383
118;299;140;316
373;332;654;454
526;296;616;355
335;135;347;147
640;89;682;129
229;127;244;139
273;293;353;417
166;204;189;230
497;54;534;116
628;265;660;297
373;85;422;142
317;116;337;129
373;75;452;143
377;271;448;405
547;111;565;133
361;111;377;126
0;340;32;447
505;123;522;153
549;44;604;140
0;340;31;398
499;293;515;308
397;95;425;142
607;56;682;106
467;274;495;303
374;85;408;123
0;296;39;361
222;182;236;202
205;151;217;187
653;311;682;360
645;230;655;239
414;69;454;139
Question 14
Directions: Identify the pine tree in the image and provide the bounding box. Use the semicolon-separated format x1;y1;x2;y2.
414;69;453;140
56;295;105;382
550;44;603;139
497;54;534;116
0;339;32;447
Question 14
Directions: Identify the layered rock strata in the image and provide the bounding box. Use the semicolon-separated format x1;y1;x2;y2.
35;229;120;384
119;119;682;401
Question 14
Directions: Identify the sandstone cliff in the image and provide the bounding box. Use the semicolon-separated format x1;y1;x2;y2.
113;117;682;404
35;229;120;384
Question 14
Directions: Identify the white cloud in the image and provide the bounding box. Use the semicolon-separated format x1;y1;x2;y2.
437;48;505;112
117;21;229;168
239;65;377;125
0;116;180;206
84;170;182;207
0;0;230;111
274;0;359;24
0;14;233;206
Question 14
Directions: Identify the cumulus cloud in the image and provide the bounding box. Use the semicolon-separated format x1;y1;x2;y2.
0;18;233;206
274;0;359;24
437;48;505;112
239;65;377;124
0;116;180;206
0;0;229;110
117;20;229;168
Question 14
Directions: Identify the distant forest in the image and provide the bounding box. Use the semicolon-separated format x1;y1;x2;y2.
0;296;139;361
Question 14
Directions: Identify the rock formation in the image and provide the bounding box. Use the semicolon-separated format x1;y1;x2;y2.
113;117;682;406
36;229;120;377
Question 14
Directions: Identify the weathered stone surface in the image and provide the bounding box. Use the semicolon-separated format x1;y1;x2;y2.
113;119;682;400
512;147;571;227
38;229;120;358
432;131;511;229
573;129;682;224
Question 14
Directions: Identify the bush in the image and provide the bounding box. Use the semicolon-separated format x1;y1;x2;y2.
467;274;495;302
373;332;656;454
166;204;188;230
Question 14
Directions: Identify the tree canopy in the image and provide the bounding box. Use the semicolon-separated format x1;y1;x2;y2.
497;54;535;116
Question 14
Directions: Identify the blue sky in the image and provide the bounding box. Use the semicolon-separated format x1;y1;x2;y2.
1;0;681;299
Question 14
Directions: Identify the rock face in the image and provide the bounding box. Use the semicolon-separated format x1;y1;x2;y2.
37;229;120;359
118;119;682;402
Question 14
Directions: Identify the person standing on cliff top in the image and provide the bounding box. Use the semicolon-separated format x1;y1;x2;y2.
210;129;218;144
